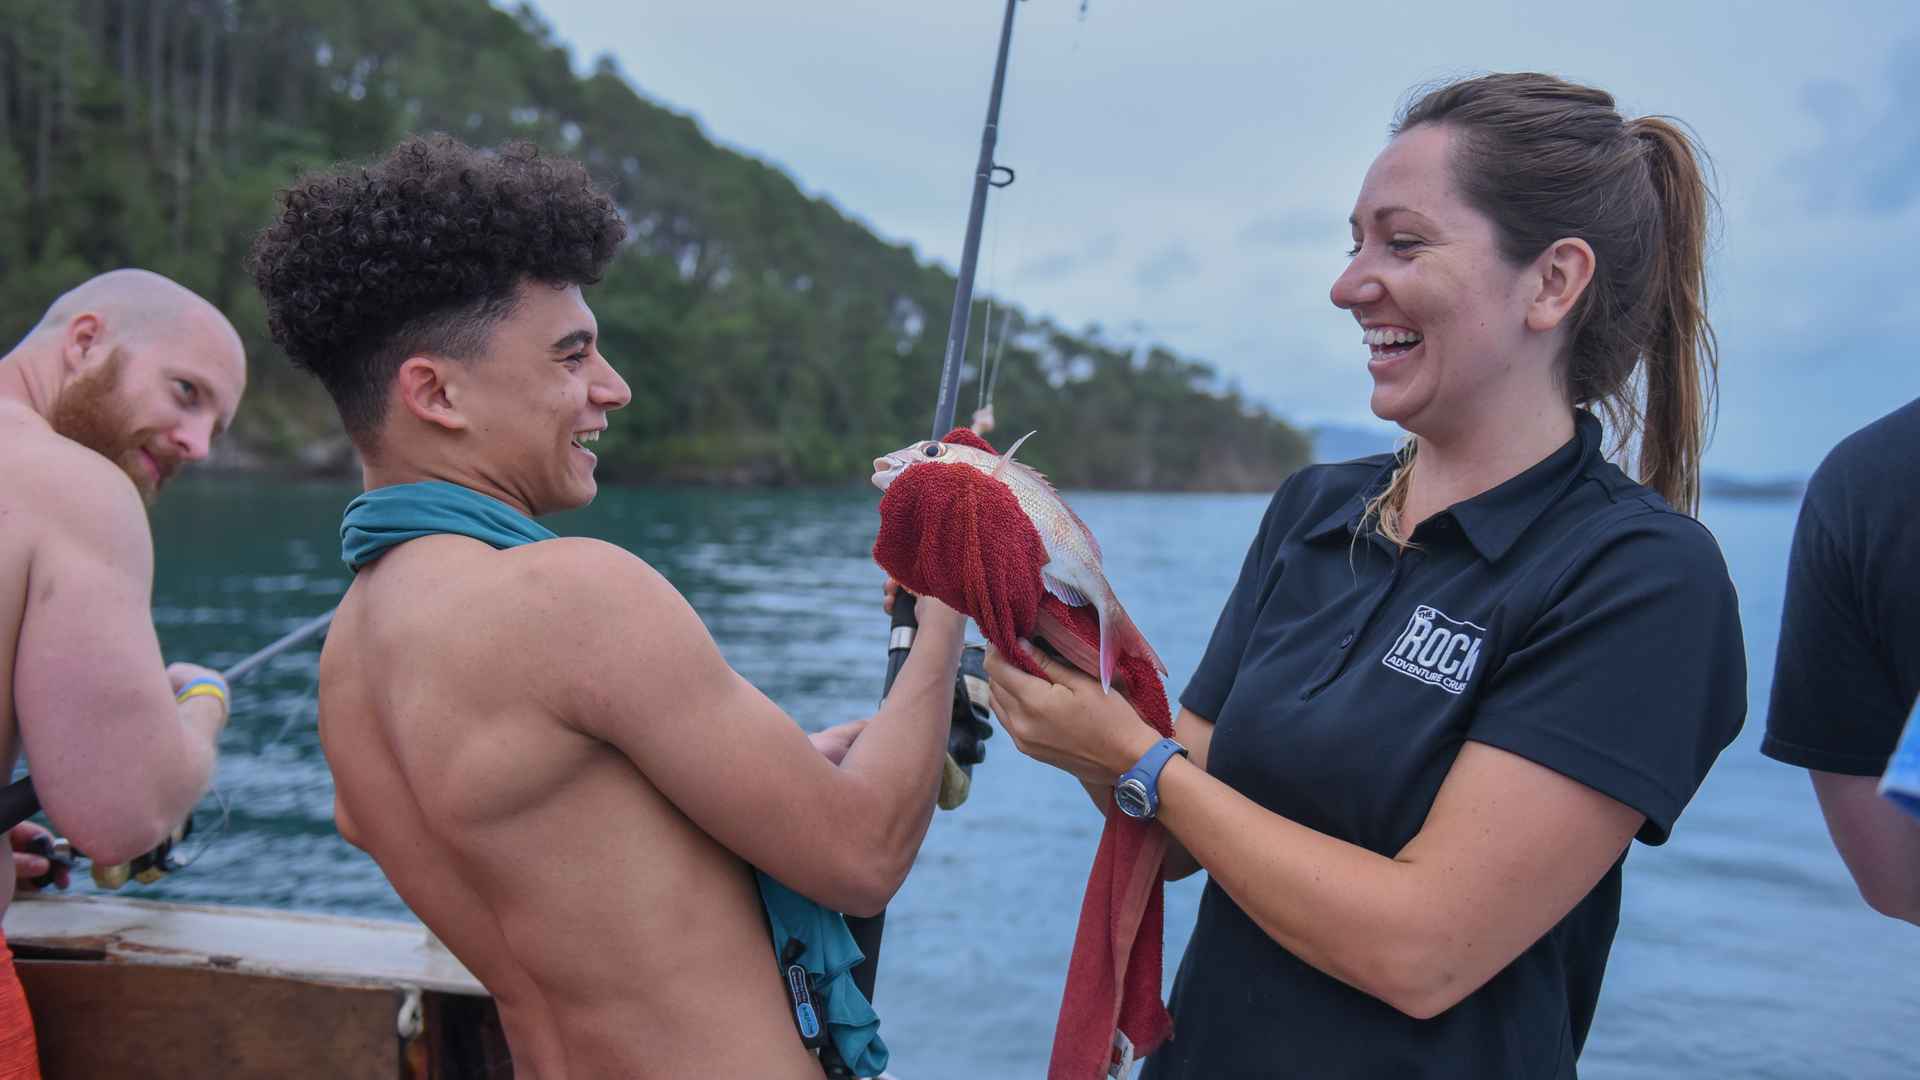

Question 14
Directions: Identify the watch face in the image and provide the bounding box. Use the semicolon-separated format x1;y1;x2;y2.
1115;779;1153;819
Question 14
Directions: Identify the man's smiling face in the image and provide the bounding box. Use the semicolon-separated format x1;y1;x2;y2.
52;309;245;503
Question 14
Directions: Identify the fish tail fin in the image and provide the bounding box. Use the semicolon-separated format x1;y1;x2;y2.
1108;594;1168;680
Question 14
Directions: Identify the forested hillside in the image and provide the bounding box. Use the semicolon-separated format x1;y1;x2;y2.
0;0;1310;489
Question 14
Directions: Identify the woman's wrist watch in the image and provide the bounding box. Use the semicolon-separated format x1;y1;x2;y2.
1114;737;1189;819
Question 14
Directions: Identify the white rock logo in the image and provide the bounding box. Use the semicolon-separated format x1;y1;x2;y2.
1382;604;1486;695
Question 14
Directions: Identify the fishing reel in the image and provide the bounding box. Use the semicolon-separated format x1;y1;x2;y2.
938;643;994;811
883;593;996;810
90;819;194;889
22;820;193;891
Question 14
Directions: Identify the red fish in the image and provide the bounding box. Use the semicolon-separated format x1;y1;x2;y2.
872;432;1165;693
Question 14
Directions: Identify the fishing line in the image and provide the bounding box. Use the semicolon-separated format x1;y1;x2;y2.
973;24;1015;423
976;291;996;417
180;620;330;872
985;308;1013;410
264;660;324;750
973;0;1090;422
163;784;230;873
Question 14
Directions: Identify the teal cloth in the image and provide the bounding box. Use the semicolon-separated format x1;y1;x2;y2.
760;877;888;1076
1880;695;1920;822
337;479;888;1073
342;481;556;571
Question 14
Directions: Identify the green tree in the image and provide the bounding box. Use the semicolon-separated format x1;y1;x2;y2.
0;0;1309;491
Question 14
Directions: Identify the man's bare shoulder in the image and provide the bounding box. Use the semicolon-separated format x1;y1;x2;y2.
0;405;148;558
503;536;679;605
0;404;138;493
489;537;725;705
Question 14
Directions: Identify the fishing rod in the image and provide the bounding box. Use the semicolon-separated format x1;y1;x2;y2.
2;608;338;874
831;5;1025;1073
926;0;1021;446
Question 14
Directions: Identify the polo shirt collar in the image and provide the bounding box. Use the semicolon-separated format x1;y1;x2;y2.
1447;410;1599;562
1303;458;1395;543
1301;411;1601;562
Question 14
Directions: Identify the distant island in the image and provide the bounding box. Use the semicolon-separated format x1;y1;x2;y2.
1702;474;1805;500
1311;423;1401;463
1311;426;1805;501
0;2;1309;493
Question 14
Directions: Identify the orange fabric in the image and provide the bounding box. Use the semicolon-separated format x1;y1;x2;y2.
0;929;39;1079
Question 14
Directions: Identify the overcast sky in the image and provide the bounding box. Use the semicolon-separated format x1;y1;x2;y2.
525;0;1920;476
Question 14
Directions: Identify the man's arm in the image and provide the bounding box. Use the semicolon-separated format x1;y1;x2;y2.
1763;454;1917;923
13;451;224;864
993;646;1644;1020
1810;771;1920;925
551;540;965;917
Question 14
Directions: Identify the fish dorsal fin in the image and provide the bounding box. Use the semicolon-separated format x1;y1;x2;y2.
992;429;1104;563
992;430;1038;479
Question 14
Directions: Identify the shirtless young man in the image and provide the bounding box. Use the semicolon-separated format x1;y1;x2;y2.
0;269;247;1066
248;136;966;1078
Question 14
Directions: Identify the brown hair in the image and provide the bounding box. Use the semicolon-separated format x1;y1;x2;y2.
1366;73;1718;539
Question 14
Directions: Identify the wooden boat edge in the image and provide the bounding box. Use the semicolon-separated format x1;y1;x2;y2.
3;892;486;997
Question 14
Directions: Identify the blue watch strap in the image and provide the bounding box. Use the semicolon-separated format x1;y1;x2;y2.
1129;737;1189;780
1117;737;1189;817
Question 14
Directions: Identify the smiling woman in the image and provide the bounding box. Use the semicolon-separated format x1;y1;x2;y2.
1340;75;1718;541
982;72;1746;1080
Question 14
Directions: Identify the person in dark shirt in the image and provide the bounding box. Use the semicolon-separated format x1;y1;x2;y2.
1762;398;1920;925
985;73;1747;1077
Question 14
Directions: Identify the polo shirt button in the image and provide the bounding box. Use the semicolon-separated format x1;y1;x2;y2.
1338;631;1355;648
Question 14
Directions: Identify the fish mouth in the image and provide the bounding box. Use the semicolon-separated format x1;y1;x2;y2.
871;455;906;492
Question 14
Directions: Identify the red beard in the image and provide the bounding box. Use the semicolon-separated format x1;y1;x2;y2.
49;349;159;503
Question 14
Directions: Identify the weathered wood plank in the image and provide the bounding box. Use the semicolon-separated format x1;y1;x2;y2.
3;895;484;996
19;963;399;1078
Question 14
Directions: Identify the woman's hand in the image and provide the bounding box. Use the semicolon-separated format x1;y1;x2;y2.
984;642;1161;787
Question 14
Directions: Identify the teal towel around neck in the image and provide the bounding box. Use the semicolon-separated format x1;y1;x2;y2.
340;481;555;570
335;478;888;1073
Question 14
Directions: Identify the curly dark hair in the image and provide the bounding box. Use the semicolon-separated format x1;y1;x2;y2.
248;134;627;439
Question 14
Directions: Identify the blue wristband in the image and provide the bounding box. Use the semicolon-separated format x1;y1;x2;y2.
1114;737;1188;820
175;675;230;706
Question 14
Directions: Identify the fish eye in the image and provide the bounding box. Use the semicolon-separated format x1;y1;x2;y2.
922;443;943;458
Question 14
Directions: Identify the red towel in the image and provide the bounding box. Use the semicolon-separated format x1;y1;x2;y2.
874;428;1174;1079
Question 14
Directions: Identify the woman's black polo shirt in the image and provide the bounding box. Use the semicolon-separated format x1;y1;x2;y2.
1146;412;1746;1080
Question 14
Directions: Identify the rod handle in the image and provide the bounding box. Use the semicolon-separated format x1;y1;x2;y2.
881;592;919;697
0;777;39;834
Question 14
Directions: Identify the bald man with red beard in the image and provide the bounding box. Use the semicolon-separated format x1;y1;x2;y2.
0;269;248;1076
